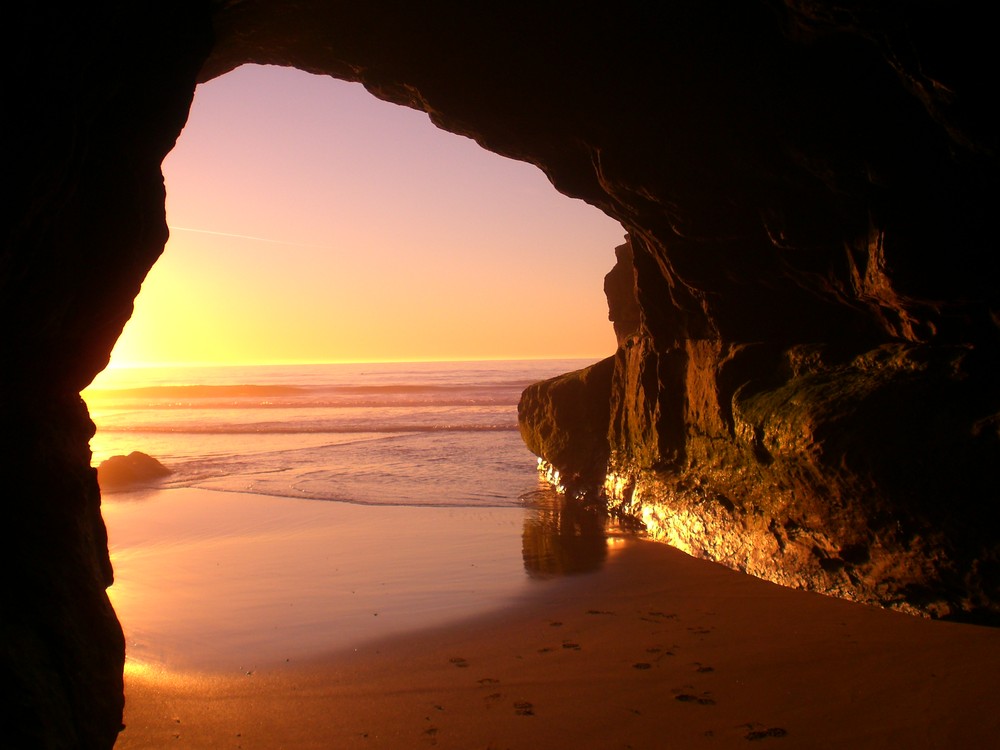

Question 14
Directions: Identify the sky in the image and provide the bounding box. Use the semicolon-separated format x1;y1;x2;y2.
106;64;625;367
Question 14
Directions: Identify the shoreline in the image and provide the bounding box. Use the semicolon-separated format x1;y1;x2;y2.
115;527;1000;748
104;486;563;672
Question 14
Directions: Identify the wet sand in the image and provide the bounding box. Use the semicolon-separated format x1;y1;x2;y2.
111;494;1000;749
104;488;543;671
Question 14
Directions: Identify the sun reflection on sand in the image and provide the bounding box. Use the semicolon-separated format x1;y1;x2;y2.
103;484;629;675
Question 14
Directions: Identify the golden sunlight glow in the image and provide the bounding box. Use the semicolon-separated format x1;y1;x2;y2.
105;65;623;369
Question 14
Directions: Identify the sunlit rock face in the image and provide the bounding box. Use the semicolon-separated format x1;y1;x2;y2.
4;1;999;746
522;231;999;621
591;257;999;618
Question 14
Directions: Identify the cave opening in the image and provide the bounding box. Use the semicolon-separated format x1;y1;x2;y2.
95;63;622;371
8;5;1000;748
85;63;625;673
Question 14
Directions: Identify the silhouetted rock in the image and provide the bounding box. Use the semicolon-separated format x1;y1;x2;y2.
97;451;171;490
5;4;212;747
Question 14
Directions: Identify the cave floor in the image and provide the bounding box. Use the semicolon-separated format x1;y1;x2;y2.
114;530;1000;749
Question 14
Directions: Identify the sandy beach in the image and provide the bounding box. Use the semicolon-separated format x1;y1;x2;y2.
104;488;542;671
107;489;1000;749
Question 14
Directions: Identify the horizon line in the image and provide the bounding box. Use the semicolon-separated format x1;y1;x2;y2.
97;354;611;370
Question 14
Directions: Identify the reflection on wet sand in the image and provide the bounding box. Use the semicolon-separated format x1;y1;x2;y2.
105;488;541;671
522;489;629;577
106;485;632;674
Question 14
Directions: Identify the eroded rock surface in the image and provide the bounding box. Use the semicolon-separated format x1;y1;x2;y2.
586;233;1000;621
524;250;999;618
540;239;998;621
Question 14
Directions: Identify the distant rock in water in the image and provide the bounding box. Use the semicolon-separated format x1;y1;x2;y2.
98;451;171;490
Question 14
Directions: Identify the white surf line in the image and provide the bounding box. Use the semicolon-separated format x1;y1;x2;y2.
168;225;328;249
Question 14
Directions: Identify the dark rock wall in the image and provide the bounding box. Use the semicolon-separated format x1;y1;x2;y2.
4;3;211;747
3;1;998;746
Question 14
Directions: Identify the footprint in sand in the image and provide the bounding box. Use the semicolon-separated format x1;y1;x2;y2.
645;646;675;660
448;657;469;668
674;693;716;706
640;610;679;624
586;609;614;615
745;727;788;741
632;662;653;670
561;641;582;650
477;678;500;686
513;701;535;716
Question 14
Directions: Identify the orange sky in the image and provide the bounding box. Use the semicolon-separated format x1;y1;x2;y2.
106;64;624;367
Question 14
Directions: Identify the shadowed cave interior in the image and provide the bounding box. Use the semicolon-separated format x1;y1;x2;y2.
4;2;998;747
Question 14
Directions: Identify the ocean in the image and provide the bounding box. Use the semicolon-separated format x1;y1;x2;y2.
85;359;588;507
84;359;618;670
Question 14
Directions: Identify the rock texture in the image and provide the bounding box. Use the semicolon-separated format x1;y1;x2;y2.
3;1;998;746
530;245;1000;619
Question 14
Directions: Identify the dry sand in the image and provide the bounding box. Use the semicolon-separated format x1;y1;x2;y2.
115;537;1000;749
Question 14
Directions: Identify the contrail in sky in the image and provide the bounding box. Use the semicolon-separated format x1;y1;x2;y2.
168;225;328;249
